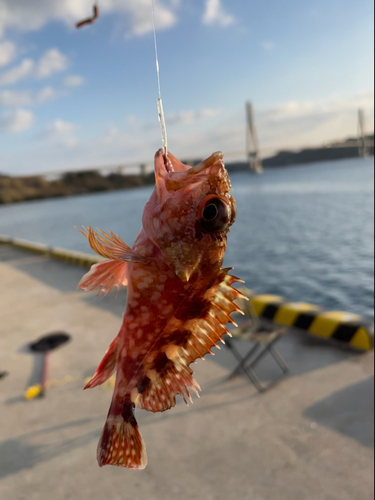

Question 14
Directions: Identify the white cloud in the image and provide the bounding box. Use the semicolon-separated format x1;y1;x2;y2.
64;75;84;88
42;119;77;138
0;40;16;67
0;108;34;133
151;91;375;160
0;0;179;39
261;90;375;122
121;0;177;37
0;59;34;87
138;108;221;130
167;108;220;125
203;0;234;27
39;119;79;147
36;86;59;103
0;49;68;87
1;90;373;174
103;125;120;145
0;89;32;107
0;86;60;107
36;49;68;78
253;90;375;154
261;40;276;51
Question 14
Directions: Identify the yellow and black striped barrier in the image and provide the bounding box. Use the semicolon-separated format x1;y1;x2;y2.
0;234;103;269
237;289;374;352
50;247;104;268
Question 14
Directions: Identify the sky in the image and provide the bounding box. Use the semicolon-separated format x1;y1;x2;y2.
0;0;373;175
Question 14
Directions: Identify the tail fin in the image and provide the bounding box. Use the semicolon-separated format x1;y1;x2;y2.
97;404;147;470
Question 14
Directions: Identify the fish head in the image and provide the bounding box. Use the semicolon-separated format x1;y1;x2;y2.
142;149;236;282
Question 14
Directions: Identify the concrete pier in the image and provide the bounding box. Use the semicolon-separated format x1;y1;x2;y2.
0;245;373;500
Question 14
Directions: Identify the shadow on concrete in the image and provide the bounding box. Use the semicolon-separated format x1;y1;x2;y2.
0;387;258;479
205;328;362;384
12;257;84;294
303;377;374;448
0;418;101;479
2;246;128;311
0;247;33;263
137;385;259;429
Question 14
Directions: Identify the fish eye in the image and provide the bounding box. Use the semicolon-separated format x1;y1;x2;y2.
198;196;232;233
203;203;219;222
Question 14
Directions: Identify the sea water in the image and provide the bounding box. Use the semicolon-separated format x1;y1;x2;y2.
0;157;373;319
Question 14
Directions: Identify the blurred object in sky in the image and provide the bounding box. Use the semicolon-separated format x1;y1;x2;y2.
76;2;99;29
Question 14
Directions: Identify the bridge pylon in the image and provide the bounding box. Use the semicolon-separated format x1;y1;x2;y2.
246;102;263;173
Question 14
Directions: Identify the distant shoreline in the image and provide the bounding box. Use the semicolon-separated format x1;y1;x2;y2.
228;134;374;171
0;170;156;205
0;136;373;205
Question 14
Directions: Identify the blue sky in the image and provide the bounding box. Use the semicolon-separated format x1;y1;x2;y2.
0;0;373;175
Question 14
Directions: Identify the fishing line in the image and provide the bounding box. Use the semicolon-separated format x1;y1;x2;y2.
77;0;167;153
151;0;168;155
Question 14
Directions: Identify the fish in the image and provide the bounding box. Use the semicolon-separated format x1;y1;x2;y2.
78;149;245;470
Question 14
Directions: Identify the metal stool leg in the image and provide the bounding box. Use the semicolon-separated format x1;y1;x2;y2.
226;335;290;393
227;341;270;392
244;337;289;392
227;340;260;379
241;364;269;393
268;344;289;374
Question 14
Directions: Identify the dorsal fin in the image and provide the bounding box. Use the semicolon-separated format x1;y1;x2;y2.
172;269;246;365
134;270;247;412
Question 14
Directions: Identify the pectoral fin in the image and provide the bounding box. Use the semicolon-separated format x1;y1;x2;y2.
84;336;118;389
77;226;147;263
78;260;129;296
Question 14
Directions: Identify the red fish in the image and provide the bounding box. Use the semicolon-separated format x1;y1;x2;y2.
78;149;245;470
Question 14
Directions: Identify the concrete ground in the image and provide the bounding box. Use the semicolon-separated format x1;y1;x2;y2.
0;245;374;500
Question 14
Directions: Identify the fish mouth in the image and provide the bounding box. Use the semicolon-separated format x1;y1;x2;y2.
155;149;224;177
154;149;186;176
155;149;173;174
154;149;225;201
188;151;224;175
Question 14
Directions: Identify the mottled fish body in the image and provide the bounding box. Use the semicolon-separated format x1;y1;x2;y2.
79;150;244;469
